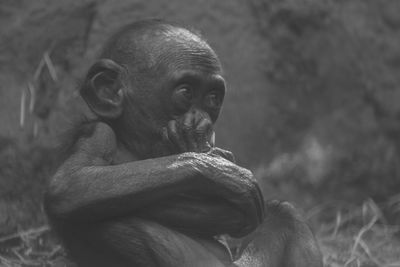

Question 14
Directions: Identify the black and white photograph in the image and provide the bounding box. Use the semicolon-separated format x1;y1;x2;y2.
0;0;399;266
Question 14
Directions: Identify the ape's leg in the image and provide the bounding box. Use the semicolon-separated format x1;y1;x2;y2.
65;217;230;267
234;200;323;267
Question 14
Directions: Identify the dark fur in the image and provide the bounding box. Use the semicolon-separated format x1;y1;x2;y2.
45;19;322;267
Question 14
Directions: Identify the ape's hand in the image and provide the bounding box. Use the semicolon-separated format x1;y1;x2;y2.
163;110;214;154
164;114;236;162
164;116;235;162
178;152;265;237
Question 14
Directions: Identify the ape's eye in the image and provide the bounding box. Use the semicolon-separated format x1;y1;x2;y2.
172;87;193;113
204;91;222;109
176;87;193;100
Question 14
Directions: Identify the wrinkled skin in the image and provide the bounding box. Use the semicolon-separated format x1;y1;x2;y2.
44;20;322;267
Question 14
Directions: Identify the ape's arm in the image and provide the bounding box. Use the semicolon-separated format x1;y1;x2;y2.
45;122;263;235
136;146;250;237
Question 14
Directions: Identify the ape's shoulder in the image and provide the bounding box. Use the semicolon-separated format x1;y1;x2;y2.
87;122;117;145
61;121;117;165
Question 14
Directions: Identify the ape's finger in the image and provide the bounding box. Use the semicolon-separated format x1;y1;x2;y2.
210;147;235;163
210;132;215;147
208;148;235;163
243;177;265;225
246;182;265;226
181;111;198;152
254;183;265;222
167;120;187;152
215;181;260;237
194;118;213;152
162;127;179;154
229;198;259;238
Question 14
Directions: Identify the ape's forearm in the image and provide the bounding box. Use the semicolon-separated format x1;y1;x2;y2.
45;153;207;223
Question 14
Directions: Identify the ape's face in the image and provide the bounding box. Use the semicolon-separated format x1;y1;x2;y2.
119;32;226;157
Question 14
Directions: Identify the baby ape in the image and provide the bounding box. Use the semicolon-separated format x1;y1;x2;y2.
44;20;322;267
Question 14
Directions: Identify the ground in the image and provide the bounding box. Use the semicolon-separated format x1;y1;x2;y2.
0;199;399;267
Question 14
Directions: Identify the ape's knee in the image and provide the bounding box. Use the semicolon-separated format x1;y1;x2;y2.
263;200;323;267
263;200;304;230
236;200;322;267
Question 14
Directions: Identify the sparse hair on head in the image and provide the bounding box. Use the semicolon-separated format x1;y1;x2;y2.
100;19;211;73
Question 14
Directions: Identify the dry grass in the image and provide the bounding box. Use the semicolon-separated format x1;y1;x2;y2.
0;200;399;267
310;199;400;267
0;226;68;267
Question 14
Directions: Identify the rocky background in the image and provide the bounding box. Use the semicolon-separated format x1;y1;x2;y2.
0;0;400;266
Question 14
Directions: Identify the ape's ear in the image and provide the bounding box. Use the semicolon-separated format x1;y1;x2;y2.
80;59;125;120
